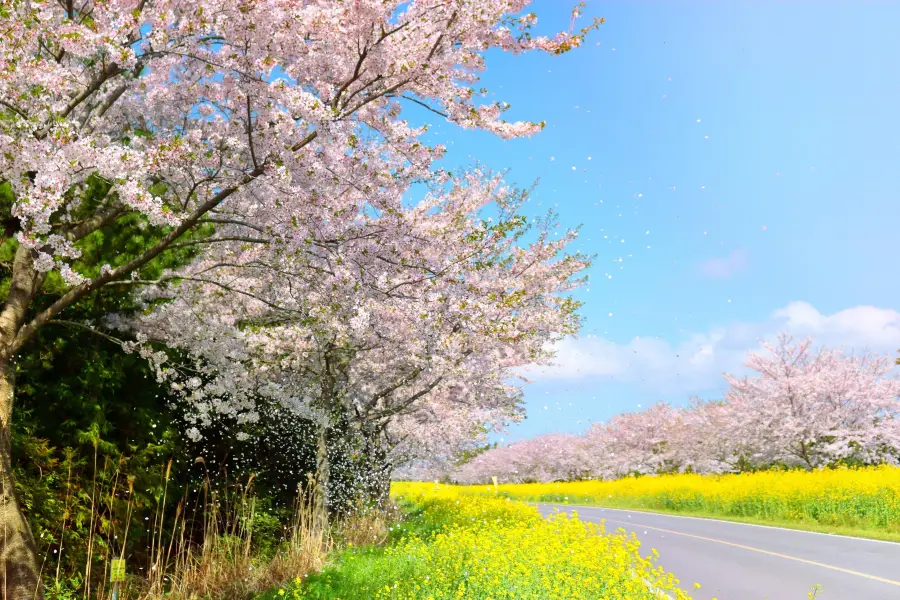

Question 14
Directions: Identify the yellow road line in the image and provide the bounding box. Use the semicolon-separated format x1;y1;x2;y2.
600;518;900;587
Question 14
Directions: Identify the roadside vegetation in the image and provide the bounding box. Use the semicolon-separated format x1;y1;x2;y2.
438;465;900;542
263;484;694;600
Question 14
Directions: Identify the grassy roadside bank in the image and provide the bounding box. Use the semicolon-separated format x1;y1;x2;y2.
260;487;694;600
532;500;900;543
439;465;900;543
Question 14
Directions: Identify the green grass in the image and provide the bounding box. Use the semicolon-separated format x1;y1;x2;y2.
255;500;444;600
527;496;900;543
255;547;412;600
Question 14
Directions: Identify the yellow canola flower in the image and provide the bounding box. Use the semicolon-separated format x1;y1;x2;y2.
402;465;900;532
369;485;693;600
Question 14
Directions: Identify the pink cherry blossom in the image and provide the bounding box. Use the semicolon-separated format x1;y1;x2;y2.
125;171;590;501
442;336;900;483
0;2;601;594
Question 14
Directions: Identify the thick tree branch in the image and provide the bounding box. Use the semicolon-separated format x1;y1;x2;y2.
368;374;446;422
10;166;260;352
64;202;126;242
0;99;27;119
60;63;122;121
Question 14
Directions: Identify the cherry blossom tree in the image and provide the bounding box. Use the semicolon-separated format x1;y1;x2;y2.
383;386;521;488
583;402;686;478
674;397;745;474
126;172;589;508
723;335;900;469
454;432;593;484
0;1;600;594
451;406;687;485
388;407;503;484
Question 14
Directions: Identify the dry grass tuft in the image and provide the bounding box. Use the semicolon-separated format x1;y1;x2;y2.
335;501;400;548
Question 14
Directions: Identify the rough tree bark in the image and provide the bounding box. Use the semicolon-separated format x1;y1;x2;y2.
0;360;41;600
0;242;45;600
313;422;330;518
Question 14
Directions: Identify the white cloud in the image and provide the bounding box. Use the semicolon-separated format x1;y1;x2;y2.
772;302;900;348
698;249;749;279
520;301;900;394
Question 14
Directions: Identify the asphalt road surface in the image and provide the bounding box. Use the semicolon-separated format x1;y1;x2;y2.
537;504;900;600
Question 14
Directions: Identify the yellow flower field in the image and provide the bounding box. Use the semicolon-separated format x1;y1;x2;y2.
427;465;900;535
385;483;693;600
285;483;693;599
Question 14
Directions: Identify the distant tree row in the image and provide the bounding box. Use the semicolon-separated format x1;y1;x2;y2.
449;336;900;484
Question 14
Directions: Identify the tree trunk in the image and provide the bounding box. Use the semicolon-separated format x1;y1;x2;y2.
0;359;43;600
360;428;391;508
369;463;391;508
313;422;330;519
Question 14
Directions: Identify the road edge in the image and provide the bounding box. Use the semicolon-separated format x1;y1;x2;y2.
535;502;900;546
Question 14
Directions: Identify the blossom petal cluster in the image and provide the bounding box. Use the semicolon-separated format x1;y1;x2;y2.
126;172;589;472
1;0;599;285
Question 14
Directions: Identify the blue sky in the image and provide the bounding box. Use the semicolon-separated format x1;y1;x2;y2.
414;1;900;441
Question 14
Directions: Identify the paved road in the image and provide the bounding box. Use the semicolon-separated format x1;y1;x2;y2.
538;504;900;600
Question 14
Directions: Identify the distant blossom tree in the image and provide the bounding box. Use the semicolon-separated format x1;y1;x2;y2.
722;335;900;469
454;432;593;484
674;397;746;474
584;402;685;478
